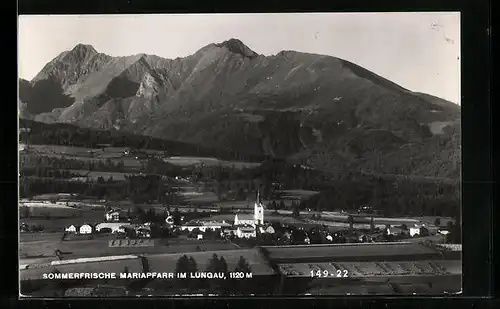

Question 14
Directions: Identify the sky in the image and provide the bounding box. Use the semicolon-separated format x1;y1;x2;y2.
18;13;461;104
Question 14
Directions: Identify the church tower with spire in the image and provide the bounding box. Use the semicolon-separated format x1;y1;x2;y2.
254;190;264;225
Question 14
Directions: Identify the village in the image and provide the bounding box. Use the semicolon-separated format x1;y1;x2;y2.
19;190;452;249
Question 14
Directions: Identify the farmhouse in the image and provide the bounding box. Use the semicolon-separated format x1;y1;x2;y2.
65;225;77;233
386;226;404;236
95;222;132;233
258;225;276;234
136;226;151;238
409;227;421;237
105;209;123;222
79;224;94;234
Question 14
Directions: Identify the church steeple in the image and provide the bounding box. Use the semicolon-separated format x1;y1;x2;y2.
254;190;264;225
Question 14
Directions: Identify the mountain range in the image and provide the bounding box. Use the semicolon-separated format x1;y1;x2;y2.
18;39;461;178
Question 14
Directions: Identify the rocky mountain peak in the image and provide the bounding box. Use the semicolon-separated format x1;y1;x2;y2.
71;43;98;56
214;38;258;58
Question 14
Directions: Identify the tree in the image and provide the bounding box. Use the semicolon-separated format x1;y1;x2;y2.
219;256;228;274
279;200;286;209
370;217;375;233
187;256;197;273
206;254;221;273
434;217;441;227
231;255;253;294
234;256;252;273
175;255;190;274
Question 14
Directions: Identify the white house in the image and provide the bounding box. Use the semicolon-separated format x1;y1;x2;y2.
79;224;93;235
258;225;275;234
197;234;204;240
65;225;77;233
105;209;122;222
136;226;151;238
409;227;421;237
386;226;403;236
95;222;132;233
236;225;256;238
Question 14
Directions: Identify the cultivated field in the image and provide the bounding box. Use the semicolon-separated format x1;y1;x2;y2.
164;156;260;169
304;275;461;295
181;191;219;204
20;247;273;281
263;243;443;263
20;233;239;260
68;170;136;181
279;190;319;200
20;209;105;232
277;260;462;277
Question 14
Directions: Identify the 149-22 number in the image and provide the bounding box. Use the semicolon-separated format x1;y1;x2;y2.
310;269;349;278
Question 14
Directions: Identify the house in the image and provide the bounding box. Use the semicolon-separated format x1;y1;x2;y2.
222;228;237;237
95;222;132;233
236;225;256;239
386;226;403;236
79;224;93;235
136;226;151;238
409;227;421;237
65;225;77;233
105;209;122;222
197;234;204;240
258;225;275;234
438;229;450;235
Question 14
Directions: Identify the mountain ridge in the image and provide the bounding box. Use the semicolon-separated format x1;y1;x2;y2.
18;39;461;178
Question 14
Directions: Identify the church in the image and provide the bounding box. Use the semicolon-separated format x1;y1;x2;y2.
233;191;265;227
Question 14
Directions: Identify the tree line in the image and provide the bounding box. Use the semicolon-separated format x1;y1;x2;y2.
21;155;127;172
299;177;459;218
19;119;270;162
19;174;174;205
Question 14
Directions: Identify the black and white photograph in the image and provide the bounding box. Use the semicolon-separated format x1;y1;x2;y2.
18;12;461;297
